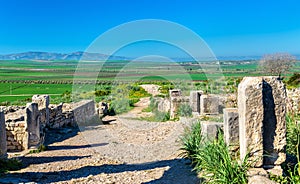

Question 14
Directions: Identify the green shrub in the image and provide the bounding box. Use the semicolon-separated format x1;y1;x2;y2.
29;144;48;154
286;114;300;161
180;122;250;184
287;73;300;87
180;121;203;159
271;114;300;183
109;98;131;114
141;110;170;122
0;158;22;173
177;103;192;117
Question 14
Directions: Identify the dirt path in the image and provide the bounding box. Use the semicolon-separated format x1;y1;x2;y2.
1;85;200;184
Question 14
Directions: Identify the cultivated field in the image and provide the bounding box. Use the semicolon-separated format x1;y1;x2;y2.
0;59;299;105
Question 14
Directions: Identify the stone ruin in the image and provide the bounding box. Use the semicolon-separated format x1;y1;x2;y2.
155;89;225;119
209;76;287;172
200;76;288;171
169;89;189;119
238;76;286;168
0;95;99;156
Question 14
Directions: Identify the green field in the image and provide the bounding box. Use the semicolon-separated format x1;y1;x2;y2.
0;59;299;104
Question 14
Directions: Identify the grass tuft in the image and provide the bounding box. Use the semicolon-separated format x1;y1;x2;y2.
180;121;250;184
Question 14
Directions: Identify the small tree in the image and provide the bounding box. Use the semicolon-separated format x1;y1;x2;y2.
259;53;296;78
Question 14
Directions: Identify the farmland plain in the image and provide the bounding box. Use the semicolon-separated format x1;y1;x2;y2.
0;59;299;104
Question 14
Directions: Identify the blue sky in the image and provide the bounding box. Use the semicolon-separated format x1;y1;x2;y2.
0;0;300;57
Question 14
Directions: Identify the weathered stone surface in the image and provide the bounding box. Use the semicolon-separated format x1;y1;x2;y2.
72;100;97;125
238;76;286;167
200;95;219;115
287;88;300;115
263;77;286;167
0;111;7;158
26;103;40;149
201;121;223;140
248;175;277;184
32;95;49;109
189;91;202;113
223;108;239;146
32;95;50;128
157;98;170;112
169;89;182;119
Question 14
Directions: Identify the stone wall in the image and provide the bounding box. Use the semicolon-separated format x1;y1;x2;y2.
4;108;27;151
49;103;74;129
2;96;97;152
70;100;97;125
287;88;300;115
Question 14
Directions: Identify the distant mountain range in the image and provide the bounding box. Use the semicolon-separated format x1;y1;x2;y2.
0;51;129;61
0;51;299;61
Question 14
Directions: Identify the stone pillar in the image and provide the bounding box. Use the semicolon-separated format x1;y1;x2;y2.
0;111;7;158
200;95;219;115
32;95;49;127
262;77;286;167
26;103;40;149
190;91;202;113
169;89;182;119
223;108;239;146
238;77;286;168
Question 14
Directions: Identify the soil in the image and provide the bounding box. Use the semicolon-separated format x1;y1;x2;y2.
0;85;200;184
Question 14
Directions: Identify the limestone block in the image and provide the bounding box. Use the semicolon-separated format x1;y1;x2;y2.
201;121;224;140
238;76;286;168
169;89;182;119
223;108;239;146
157;98;171;112
189;91;202;113
0;111;7;158
26;103;40;149
32;95;50;127
262;77;286;166
200;95;219;115
32;95;49;109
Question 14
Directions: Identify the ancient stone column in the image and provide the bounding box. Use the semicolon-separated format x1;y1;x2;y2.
26;103;40;149
0;111;7;158
189;91;202;113
223;108;239;146
32;95;50;127
238;77;286;168
262;77;287;167
169;89;182;119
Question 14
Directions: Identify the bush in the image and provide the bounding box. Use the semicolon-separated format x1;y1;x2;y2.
177;103;192;117
180;121;203;159
287;73;300;87
180;122;250;184
109;98;131;114
29;144;48;154
0;158;22;174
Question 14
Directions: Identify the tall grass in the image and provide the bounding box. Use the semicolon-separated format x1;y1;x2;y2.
180;122;250;184
271;114;300;183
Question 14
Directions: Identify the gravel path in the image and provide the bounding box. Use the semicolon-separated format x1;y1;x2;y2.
1;85;200;183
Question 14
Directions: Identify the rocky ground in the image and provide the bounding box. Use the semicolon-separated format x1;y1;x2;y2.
0;85;200;184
